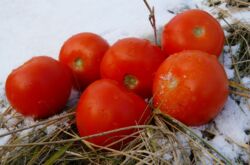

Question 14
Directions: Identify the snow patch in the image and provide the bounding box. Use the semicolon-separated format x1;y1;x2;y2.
224;67;235;79
193;97;250;162
242;77;250;88
46;125;58;135
163;153;173;160
0;128;11;145
215;97;250;143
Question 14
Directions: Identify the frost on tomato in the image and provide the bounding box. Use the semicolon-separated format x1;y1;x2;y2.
5;56;73;119
76;79;151;148
153;50;229;126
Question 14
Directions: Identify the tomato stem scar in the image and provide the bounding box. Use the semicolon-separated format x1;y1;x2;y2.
193;27;204;37
74;57;84;71
124;74;138;90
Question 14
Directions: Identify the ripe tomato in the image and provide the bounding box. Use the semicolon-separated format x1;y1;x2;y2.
153;50;228;126
76;79;151;148
162;9;225;57
59;32;109;90
5;56;73;119
100;38;166;98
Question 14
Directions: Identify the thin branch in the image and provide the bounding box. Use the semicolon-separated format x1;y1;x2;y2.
143;0;158;45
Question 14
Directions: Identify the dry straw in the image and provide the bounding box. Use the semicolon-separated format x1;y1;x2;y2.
0;0;249;164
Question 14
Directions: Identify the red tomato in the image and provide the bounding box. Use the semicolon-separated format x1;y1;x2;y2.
162;9;225;57
59;32;109;90
153;50;228;126
76;79;151;148
100;38;166;98
5;56;73;119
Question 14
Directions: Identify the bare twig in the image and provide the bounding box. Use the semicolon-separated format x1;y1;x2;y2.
143;0;158;45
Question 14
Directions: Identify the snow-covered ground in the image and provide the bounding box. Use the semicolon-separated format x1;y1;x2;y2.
0;0;249;164
0;0;197;83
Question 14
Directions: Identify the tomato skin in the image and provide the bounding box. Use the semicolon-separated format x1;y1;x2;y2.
100;38;166;98
153;50;228;126
59;32;109;90
76;79;151;148
162;9;225;57
5;56;73;119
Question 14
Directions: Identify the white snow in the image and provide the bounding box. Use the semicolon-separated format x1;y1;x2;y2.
210;135;240;160
0;83;8;114
163;153;173;161
46;125;58;135
4;114;18;126
215;97;250;144
242;76;250;88
224;67;235;79
0;0;249;163
231;44;241;56
220;44;238;79
0;129;11;145
0;0;176;83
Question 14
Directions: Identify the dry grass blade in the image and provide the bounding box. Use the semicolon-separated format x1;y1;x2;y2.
230;90;250;98
226;0;250;7
0;125;160;148
153;110;232;165
0;106;232;164
43;142;73;165
0;111;75;138
229;80;250;92
224;20;250;102
225;21;250;79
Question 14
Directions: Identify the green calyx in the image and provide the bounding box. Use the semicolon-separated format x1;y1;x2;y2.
124;74;138;90
193;27;205;37
73;57;84;71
